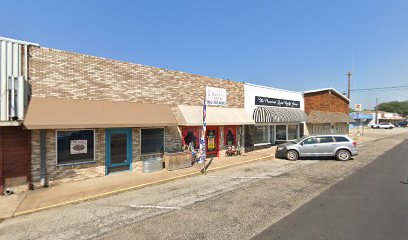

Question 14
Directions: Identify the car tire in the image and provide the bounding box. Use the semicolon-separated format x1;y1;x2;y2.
285;150;299;161
336;149;351;161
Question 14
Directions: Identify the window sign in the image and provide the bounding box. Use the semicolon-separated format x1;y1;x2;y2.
206;86;227;106
70;140;88;154
255;96;300;108
57;130;95;165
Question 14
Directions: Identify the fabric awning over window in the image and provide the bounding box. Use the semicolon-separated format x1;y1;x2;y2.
307;111;356;124
176;105;254;126
24;97;178;129
253;107;308;123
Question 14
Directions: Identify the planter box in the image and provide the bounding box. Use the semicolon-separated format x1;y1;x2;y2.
164;152;192;171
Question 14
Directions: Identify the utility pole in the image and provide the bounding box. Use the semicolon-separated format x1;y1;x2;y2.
347;71;352;99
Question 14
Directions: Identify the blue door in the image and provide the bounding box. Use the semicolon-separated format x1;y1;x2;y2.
106;128;132;175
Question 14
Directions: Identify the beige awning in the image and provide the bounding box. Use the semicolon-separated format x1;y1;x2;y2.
307;111;356;124
176;105;254;126
24;97;178;129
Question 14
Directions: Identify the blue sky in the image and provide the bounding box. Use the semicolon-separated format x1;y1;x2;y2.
1;0;407;109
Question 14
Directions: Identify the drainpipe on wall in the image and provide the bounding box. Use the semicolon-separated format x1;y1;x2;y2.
40;130;48;187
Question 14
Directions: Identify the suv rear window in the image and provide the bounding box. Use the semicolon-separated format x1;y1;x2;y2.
334;136;350;142
318;137;334;143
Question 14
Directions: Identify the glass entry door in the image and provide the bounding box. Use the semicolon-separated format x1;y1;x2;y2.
106;129;132;175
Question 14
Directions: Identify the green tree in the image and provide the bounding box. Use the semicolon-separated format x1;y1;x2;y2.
377;101;408;116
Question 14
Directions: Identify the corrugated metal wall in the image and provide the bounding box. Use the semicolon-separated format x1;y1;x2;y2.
0;37;35;122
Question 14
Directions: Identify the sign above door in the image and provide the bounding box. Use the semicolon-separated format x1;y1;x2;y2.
255;96;300;108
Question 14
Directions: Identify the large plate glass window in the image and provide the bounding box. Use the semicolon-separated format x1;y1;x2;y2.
276;125;287;141
287;125;298;140
141;128;164;155
57;130;95;165
254;126;268;144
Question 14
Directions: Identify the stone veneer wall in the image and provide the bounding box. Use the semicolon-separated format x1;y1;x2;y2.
28;46;244;187
28;47;244;108
31;127;182;187
31;129;106;187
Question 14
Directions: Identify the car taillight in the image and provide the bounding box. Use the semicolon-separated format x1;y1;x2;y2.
352;141;357;146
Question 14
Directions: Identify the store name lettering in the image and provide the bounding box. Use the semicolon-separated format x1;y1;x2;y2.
255;96;300;108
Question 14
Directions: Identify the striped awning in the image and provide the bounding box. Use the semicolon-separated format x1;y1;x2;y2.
253;107;308;123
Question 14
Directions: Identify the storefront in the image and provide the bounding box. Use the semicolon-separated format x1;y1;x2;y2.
176;105;254;157
304;88;354;135
244;83;307;149
23;97;179;186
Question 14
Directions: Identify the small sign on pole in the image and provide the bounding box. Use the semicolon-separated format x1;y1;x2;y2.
354;103;362;112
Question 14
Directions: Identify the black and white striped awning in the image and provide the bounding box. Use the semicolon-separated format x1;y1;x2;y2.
253;107;308;123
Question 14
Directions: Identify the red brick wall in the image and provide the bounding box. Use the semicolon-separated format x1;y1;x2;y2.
304;90;349;115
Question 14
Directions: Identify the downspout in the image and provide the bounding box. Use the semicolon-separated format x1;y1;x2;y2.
40;130;48;187
0;128;4;195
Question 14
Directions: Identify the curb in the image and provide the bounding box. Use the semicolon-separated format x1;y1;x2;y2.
12;154;274;218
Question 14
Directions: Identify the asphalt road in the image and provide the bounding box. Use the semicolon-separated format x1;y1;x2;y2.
254;139;408;240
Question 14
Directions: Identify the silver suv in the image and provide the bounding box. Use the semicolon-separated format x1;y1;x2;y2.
275;135;358;161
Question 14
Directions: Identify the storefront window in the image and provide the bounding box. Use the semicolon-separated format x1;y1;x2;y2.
224;126;236;146
254;126;269;144
182;127;199;149
288;125;298;140
57;130;95;165
276;125;287;141
141;128;164;155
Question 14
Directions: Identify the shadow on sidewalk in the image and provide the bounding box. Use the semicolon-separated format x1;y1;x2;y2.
201;158;214;174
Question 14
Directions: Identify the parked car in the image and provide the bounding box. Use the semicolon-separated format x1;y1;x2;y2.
371;122;395;129
275;135;358;161
397;121;408;127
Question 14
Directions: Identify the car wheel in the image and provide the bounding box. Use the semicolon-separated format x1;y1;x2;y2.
286;150;299;161
336;149;351;161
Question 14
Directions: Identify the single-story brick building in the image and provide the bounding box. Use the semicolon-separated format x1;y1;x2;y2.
304;88;354;135
1;37;256;192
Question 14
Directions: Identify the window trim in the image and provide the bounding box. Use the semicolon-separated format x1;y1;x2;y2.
55;129;96;166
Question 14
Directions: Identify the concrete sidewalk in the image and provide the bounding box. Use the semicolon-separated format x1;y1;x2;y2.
0;147;276;219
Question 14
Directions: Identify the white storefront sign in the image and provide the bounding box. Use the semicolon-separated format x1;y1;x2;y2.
70;140;88;154
206;86;227;106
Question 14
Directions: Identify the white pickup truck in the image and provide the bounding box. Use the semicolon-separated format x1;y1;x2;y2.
371;122;395;129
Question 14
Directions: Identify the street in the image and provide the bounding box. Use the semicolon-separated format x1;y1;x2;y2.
0;132;407;240
254;136;408;240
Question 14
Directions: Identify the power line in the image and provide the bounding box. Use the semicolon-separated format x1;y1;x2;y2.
349;85;408;92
